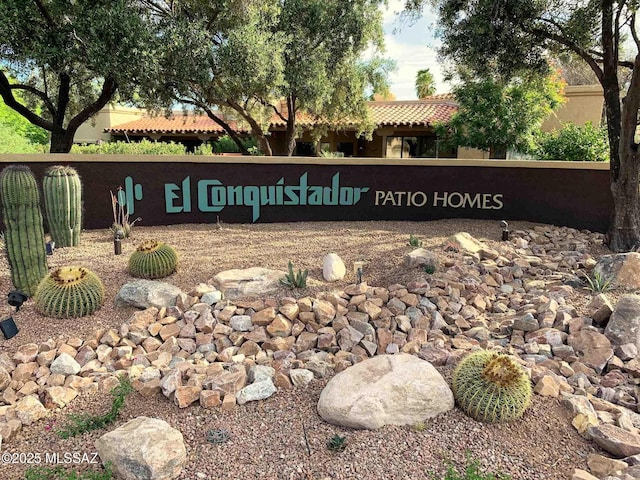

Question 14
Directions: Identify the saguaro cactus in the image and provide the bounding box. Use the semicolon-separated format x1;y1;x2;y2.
43;165;82;247
0;165;48;297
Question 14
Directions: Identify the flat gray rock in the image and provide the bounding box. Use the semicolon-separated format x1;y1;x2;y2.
115;280;183;309
213;267;286;299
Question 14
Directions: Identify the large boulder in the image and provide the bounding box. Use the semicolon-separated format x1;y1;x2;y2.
404;248;439;269
317;353;453;430
115;280;183;309
445;232;484;253
588;423;640;458
213;267;286;299
95;416;186;480
605;295;640;351
595;253;640;289
322;253;346;282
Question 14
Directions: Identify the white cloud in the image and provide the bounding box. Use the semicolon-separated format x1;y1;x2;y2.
379;1;452;99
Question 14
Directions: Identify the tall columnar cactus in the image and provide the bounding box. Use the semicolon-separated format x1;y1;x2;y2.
34;266;104;318
128;240;178;279
0;165;48;297
43;165;82;247
452;349;532;423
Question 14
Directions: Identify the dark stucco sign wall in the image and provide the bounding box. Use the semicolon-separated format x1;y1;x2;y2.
0;155;612;232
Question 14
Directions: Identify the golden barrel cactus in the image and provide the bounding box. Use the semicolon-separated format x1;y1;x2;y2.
128;240;178;279
452;349;532;423
35;266;105;318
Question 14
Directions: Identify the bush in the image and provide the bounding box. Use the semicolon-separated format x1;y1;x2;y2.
533;122;609;162
71;139;186;155
212;135;258;153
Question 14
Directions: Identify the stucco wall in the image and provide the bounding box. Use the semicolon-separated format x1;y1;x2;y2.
74;106;146;144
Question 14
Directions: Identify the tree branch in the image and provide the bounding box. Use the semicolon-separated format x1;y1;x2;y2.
65;77;117;134
32;0;55;28
0;70;63;133
9;83;57;117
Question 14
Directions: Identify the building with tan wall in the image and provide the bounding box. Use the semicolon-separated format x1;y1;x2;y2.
76;85;604;158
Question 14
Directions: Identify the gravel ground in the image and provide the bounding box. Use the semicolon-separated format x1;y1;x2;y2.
0;220;609;479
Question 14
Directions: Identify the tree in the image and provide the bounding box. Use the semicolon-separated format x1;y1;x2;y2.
145;0;389;156
415;68;436;98
0;0;157;152
404;0;640;251
435;72;565;158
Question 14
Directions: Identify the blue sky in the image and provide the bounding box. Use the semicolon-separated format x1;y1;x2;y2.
380;1;450;99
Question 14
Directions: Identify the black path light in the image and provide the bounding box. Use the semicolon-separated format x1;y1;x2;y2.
501;220;510;241
0;290;27;339
114;228;124;255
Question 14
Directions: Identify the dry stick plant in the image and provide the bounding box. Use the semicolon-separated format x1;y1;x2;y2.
110;187;141;238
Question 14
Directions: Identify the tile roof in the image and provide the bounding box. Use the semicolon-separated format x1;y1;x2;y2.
368;100;458;127
107;114;249;135
107;99;458;134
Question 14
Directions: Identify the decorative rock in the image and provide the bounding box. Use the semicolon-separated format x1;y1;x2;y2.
213;267;285;299
446;232;484;253
236;378;277;405
230;315;253;332
313;300;336;325
95;416;187;480
586;453;628;478
200;290;222;305
43;386;78;409
290;368;315;387
14;396;48;425
13;343;39;364
570;469;599;480
403;248;438;269
606;295;640;352
588;294;614;325
534;375;561;397
322;253;346;282
49;353;81;376
317;353;453;430
596;253;640;289
589;424;640;458
115;280;183;309
174;386;201;408
568;330;614;373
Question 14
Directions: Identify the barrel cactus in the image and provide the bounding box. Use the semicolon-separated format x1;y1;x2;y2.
34;266;104;318
0;165;48;297
452;349;532;423
128;240;178;279
42;165;82;247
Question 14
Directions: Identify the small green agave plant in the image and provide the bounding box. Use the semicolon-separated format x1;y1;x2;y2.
327;434;347;452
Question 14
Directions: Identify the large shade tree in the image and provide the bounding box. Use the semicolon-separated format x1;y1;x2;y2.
405;0;640;251
145;0;389;156
436;72;565;158
0;0;157;152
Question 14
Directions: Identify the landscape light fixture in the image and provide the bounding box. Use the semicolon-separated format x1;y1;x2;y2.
1;290;26;340
46;240;55;255
353;261;364;284
7;290;27;312
114;228;124;255
500;220;510;241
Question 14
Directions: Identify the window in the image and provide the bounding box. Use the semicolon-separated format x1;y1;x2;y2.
385;135;456;158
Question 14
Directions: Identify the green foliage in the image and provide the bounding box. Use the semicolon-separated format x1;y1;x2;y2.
416;68;436;99
435;72;565;157
412;422;427;432
327;434;347;452
424;264;437;275
57;376;133;439
212;135;258;154
0;0;159;152
408;234;423;247
128;240;178;279
431;455;510;480
279;261;308;289
72;140;186;155
581;270;613;293
0;84;49;152
143;0;390;156
34;266;105;318
452;350;532;423
533;122;609;162
25;464;113;480
0;165;48;297
43;166;83;247
318;150;345;158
